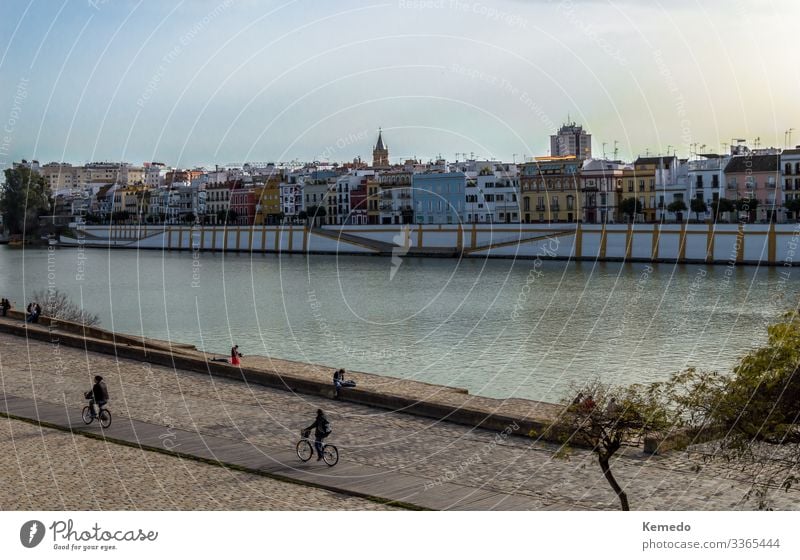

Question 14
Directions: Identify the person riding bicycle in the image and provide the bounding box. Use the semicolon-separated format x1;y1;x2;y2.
84;375;109;418
303;409;332;461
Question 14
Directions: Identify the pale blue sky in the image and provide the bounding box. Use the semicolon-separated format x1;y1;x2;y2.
0;0;797;168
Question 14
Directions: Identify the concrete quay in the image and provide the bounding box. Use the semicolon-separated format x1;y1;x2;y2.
1;317;798;510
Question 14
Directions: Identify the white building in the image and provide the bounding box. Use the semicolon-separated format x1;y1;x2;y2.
686;154;730;218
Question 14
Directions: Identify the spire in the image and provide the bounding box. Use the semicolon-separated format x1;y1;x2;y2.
375;128;386;151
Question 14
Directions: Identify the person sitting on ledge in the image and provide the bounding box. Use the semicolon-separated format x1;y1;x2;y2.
25;302;41;323
0;298;10;317
333;368;356;398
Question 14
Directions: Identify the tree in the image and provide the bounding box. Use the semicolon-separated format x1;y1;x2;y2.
690;198;708;221
666;199;687;222
663;309;800;508
545;380;673;511
0;167;51;235
216;209;238;224
735;197;759;222
305;205;327;226
31;288;100;326
181;212;196;224
783;198;800;221
618;197;642;223
111;211;130;223
297;210;308;223
710;198;735;222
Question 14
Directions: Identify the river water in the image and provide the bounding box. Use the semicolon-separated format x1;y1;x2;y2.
1;245;795;402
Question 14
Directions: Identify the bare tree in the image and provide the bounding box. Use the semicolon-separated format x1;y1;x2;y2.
545;380;674;510
31;288;100;326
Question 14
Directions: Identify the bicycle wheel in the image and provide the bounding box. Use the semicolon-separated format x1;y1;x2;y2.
81;406;93;425
98;409;112;428
296;439;313;462
322;444;339;466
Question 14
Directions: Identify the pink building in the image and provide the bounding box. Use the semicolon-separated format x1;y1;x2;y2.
230;186;255;225
724;154;781;222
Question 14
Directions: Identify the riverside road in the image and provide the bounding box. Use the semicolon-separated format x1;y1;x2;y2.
0;330;796;511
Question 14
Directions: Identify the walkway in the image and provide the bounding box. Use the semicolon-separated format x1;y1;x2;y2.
0;394;545;510
1;330;797;510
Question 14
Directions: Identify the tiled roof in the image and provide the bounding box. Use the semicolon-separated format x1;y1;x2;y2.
724;154;780;173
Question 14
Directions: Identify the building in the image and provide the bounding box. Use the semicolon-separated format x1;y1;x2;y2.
620;156;680;222
580;159;625;223
520;157;581;223
550;121;592;160
280;182;303;223
206;181;232;224
782;147;800;221
229;185;255;225
366;177;381;225
378;170;413;224
412;172;466;224
687;154;729;213
143;162;168;188
253;173;283;225
347;182;368;225
724;154;781;222
372;129;389;168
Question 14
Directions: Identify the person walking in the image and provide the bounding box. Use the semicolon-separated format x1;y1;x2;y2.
33;302;41;323
230;345;242;366
303;409;332;461
0;298;10;317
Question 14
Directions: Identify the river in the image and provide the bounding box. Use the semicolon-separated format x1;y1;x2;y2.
1;245;795;402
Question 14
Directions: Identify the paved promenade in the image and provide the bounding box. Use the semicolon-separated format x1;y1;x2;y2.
1;327;798;510
0;417;394;511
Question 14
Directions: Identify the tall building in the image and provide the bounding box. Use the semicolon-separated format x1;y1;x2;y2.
372;129;389;167
550;120;592;160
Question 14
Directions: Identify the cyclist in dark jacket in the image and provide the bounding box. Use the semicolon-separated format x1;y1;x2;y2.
303;409;331;461
85;375;109;418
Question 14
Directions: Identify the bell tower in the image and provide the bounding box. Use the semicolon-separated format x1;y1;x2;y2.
372;128;389;167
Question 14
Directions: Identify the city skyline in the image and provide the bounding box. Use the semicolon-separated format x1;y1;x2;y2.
0;0;798;167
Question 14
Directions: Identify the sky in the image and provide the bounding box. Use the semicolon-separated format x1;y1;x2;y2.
0;0;798;169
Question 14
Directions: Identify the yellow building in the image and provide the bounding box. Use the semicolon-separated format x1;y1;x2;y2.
111;187;149;220
253;176;282;225
366;178;380;225
520;156;582;223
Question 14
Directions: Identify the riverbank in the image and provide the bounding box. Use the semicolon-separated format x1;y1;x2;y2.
0;310;563;441
2;321;795;510
58;222;800;266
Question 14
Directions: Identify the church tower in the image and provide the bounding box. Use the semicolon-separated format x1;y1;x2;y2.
372;128;389;167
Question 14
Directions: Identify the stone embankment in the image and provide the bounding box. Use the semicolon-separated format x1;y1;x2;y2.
0;309;563;441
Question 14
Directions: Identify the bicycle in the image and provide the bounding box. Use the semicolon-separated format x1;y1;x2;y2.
82;398;112;428
296;430;338;466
